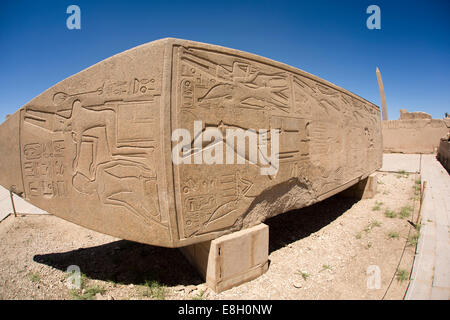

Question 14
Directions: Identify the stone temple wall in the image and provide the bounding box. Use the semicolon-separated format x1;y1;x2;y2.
437;134;450;172
382;111;450;154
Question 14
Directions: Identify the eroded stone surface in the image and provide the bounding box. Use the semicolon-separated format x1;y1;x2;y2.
437;133;450;172
382;119;449;154
400;109;432;120
181;224;269;293
0;38;382;247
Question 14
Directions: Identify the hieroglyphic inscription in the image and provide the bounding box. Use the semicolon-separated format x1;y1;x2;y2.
20;74;166;226
180;170;254;237
173;45;382;239
22;140;67;198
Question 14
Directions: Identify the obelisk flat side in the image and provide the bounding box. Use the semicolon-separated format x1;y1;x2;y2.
168;39;382;246
0;112;23;195
0;39;176;247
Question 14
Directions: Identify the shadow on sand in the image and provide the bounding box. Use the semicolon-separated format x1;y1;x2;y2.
33;193;359;286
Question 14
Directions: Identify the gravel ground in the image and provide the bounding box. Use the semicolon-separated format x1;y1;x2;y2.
0;171;419;300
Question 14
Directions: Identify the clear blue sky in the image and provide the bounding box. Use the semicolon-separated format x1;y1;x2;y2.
1;0;449;122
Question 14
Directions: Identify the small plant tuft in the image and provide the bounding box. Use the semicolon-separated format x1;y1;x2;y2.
295;270;310;280
399;206;413;219
71;286;105;300
397;170;409;178
396;269;409;283
192;291;205;300
29;272;40;283
320;265;332;272
384;209;396;218
142;280;165;300
369;220;381;228
414;180;421;194
372;201;383;211
407;233;420;246
387;231;400;239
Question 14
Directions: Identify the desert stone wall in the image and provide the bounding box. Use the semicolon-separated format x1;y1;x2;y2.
0;38;382;247
382;118;450;154
437;135;450;172
399;109;432;120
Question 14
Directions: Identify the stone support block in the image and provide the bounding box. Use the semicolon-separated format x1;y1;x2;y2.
180;223;269;293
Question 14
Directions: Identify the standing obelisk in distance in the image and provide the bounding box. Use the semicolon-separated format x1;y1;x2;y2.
376;67;388;120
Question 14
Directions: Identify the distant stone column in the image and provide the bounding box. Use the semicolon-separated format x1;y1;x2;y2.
376;67;388;120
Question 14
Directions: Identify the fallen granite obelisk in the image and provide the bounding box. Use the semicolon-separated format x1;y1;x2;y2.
0;38;382;247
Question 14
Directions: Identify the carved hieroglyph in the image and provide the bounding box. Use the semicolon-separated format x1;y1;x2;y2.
0;39;382;247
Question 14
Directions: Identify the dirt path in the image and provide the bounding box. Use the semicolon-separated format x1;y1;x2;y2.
0;171;419;300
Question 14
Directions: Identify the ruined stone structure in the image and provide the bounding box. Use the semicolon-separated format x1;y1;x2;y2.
399;109;432;120
0;38;382;247
437;133;450;172
382;109;450;154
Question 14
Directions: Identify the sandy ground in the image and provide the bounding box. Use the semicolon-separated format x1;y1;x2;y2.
0;171;419;300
